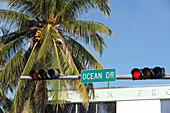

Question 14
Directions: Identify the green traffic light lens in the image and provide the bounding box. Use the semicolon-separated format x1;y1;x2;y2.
48;69;55;78
153;67;163;78
48;69;60;79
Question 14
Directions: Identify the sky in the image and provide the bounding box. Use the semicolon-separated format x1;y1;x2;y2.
1;0;170;87
79;0;170;87
79;0;170;75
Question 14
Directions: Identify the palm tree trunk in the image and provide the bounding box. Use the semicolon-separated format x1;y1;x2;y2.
35;80;48;113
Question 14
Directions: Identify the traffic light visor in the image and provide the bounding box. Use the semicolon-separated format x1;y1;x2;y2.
131;68;141;79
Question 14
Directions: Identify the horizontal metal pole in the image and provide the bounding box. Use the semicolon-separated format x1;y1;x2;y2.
117;74;170;79
20;74;170;80
116;74;170;79
20;75;80;80
116;75;132;79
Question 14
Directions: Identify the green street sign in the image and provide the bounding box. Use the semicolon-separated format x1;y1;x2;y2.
81;68;116;83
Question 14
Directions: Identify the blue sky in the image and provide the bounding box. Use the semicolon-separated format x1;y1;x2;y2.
79;0;170;87
1;0;170;87
79;0;170;75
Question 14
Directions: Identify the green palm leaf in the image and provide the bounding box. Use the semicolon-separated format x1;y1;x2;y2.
63;20;112;37
11;80;35;113
68;37;103;69
11;80;24;113
0;44;24;88
21;42;38;76
89;33;106;56
0;87;2;95
0;36;26;59
48;80;67;109
36;24;53;61
93;0;111;17
50;39;62;72
58;46;74;75
63;20;112;55
1;29;29;44
55;0;111;21
0;9;36;28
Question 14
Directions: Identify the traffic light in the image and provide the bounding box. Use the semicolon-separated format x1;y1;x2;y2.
131;67;165;80
29;69;61;80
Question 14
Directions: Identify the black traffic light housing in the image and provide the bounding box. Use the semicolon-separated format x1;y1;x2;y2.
29;69;61;80
131;67;165;80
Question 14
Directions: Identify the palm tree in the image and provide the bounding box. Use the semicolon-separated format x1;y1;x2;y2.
0;0;112;113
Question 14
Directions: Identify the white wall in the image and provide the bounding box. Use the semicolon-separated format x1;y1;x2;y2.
117;100;161;113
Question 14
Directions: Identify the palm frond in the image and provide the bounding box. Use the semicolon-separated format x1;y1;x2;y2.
63;20;112;37
56;30;74;69
0;93;12;112
89;33;106;56
18;81;35;113
0;9;36;28
55;0;111;21
21;42;37;76
0;28;29;44
58;46;89;107
48;80;67;109
63;20;112;55
2;0;55;19
50;39;62;72
55;0;87;21
0;87;2;95
36;24;53;61
58;46;73;75
71;60;90;107
93;0;111;18
11;80;24;113
0;27;10;35
0;36;27;60
70;79;89;107
68;37;103;69
71;58;80;74
11;80;35;113
0;44;24;89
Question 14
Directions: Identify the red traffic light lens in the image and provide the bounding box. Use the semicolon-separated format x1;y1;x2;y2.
29;70;38;79
131;68;141;79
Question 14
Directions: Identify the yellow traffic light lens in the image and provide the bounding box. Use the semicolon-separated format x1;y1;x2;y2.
142;68;153;79
38;69;47;79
